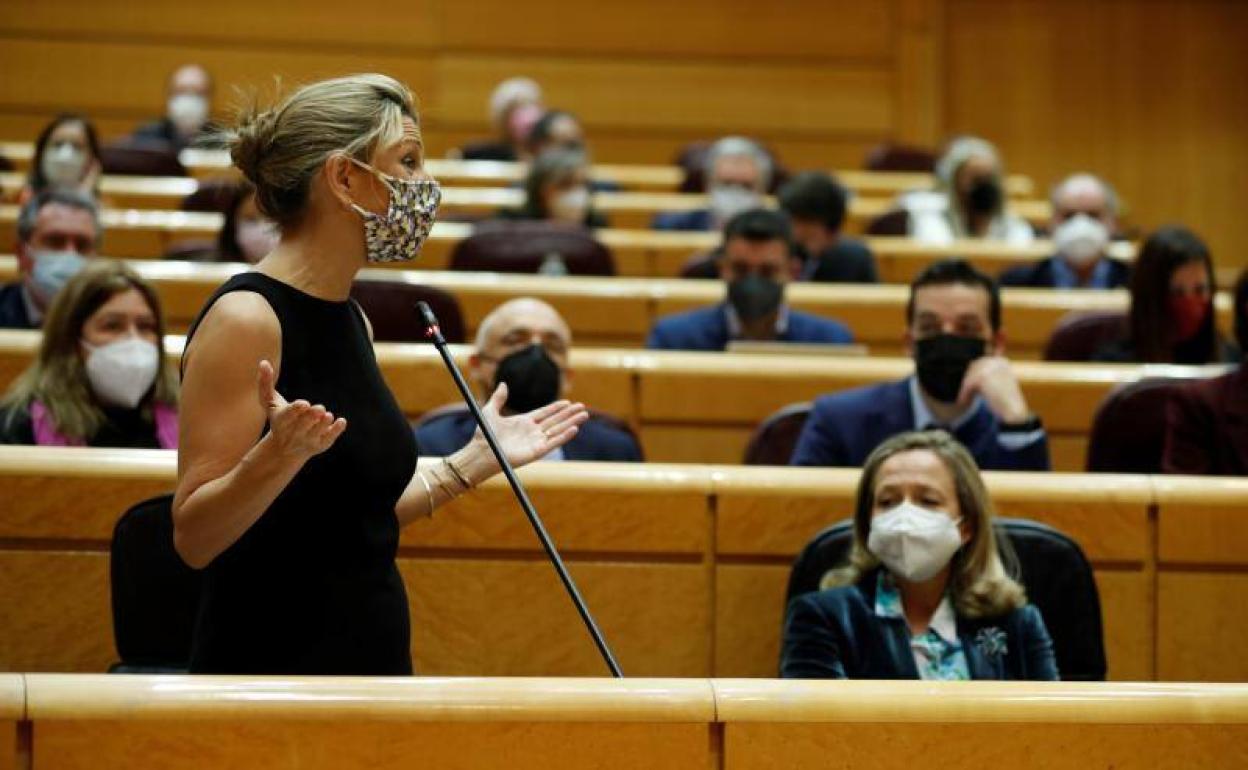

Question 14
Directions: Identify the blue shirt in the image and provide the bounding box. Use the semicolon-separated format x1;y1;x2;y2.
907;376;1045;452
1049;256;1116;289
874;571;970;681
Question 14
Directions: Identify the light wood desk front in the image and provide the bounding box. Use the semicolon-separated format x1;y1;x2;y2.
10;675;1244;770
3;448;1247;683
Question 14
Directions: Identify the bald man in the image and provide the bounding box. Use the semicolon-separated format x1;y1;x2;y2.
999;173;1130;289
415;298;643;461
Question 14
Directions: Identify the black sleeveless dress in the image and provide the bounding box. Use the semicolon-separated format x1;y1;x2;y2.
183;272;418;674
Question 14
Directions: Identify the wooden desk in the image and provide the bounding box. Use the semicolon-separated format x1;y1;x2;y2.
0;674;19;770
0;177;1053;232
4;258;1231;364
714;680;1248;770
1152;475;1248;682
0;140;1036;196
2;449;1244;682
0;330;1221;470
14;675;1243;770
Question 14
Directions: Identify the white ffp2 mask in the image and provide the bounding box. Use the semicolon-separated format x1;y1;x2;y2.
867;501;964;583
1053;213;1110;268
84;337;160;409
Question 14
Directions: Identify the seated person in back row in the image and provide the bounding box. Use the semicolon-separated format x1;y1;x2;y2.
1162;267;1248;476
0;190;100;329
778;171;877;284
999;173;1130;289
652;136;770;232
646;209;854;351
0;261;179;448
416;298;642;462
496;148;608;228
790;259;1050;471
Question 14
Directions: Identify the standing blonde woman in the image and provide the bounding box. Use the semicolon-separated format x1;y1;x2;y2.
780;430;1058;680
0;260;177;448
174;74;587;675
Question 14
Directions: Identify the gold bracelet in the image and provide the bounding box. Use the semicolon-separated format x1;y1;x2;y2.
417;470;435;518
444;456;474;490
430;462;461;500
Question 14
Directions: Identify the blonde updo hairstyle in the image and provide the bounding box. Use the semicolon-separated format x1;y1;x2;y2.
223;74;417;228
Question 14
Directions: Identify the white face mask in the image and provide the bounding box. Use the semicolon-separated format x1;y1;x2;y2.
167;93;209;135
235;219;279;264
83;337;161;409
1053;213;1110;267
41;142;87;188
709;184;760;224
29;250;87;307
551;187;589;223
867;501;964;583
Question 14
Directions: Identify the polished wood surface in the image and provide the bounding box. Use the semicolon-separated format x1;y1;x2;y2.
9;676;1245;769
2;448;1246;682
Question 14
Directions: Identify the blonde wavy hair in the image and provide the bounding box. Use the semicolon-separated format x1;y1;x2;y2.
820;430;1027;619
1;261;178;440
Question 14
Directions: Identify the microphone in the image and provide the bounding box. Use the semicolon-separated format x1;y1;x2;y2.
415;301;624;678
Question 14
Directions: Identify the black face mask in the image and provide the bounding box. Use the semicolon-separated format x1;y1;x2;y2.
727;274;784;322
914;334;987;403
966;178;1003;215
492;343;561;414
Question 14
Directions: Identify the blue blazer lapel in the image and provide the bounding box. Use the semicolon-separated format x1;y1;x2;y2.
960;620;1006;680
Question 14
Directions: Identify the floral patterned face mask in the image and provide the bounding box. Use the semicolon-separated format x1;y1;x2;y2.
348;158;441;263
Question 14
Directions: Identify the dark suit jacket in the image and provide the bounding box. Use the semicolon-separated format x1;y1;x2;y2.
999;255;1130;289
459;140;518;162
789;377;1050;471
652;208;713;232
780;570;1059;680
646;303;853;352
0;282;35;329
415;409;643;462
132;118;214;151
1162;365;1248;475
803;239;879;284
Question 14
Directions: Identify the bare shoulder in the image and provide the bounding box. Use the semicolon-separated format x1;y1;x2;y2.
184;291;281;373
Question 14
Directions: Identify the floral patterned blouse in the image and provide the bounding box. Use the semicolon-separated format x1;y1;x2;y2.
874;571;971;680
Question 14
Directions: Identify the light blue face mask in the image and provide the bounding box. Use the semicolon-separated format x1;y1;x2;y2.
28;250;87;306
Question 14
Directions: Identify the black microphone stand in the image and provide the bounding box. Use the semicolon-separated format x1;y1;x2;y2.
416;301;623;678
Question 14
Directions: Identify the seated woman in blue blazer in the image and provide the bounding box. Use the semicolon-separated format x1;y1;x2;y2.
780;430;1058;680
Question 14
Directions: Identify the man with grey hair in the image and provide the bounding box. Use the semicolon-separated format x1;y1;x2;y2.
999;172;1129;289
653;136;773;231
1;189;101;329
460;76;545;162
415;297;642;461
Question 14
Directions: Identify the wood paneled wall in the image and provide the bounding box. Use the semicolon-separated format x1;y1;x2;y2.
0;0;1244;265
945;0;1248;269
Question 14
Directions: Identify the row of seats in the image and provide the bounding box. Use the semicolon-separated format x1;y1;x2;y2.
0;140;1039;197
2;447;1244;682
2;674;1242;769
0;329;1221;470
1;257;1234;358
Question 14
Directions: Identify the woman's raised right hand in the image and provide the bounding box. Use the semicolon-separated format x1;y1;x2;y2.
257;359;347;459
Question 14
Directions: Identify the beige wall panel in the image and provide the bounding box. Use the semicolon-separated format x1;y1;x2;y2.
1158;571;1248;682
1094;569;1152;682
0;551;112;672
400;559;710;677
33;720;712;770
723;723;1247;769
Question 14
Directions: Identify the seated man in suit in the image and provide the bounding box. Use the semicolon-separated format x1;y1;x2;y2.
790;258;1050;471
646;209;854;351
652;136;770;232
416;297;642;461
0;189;100;329
999;173;1130;289
131;63;215;151
1162;267;1248;475
778;171;878;284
